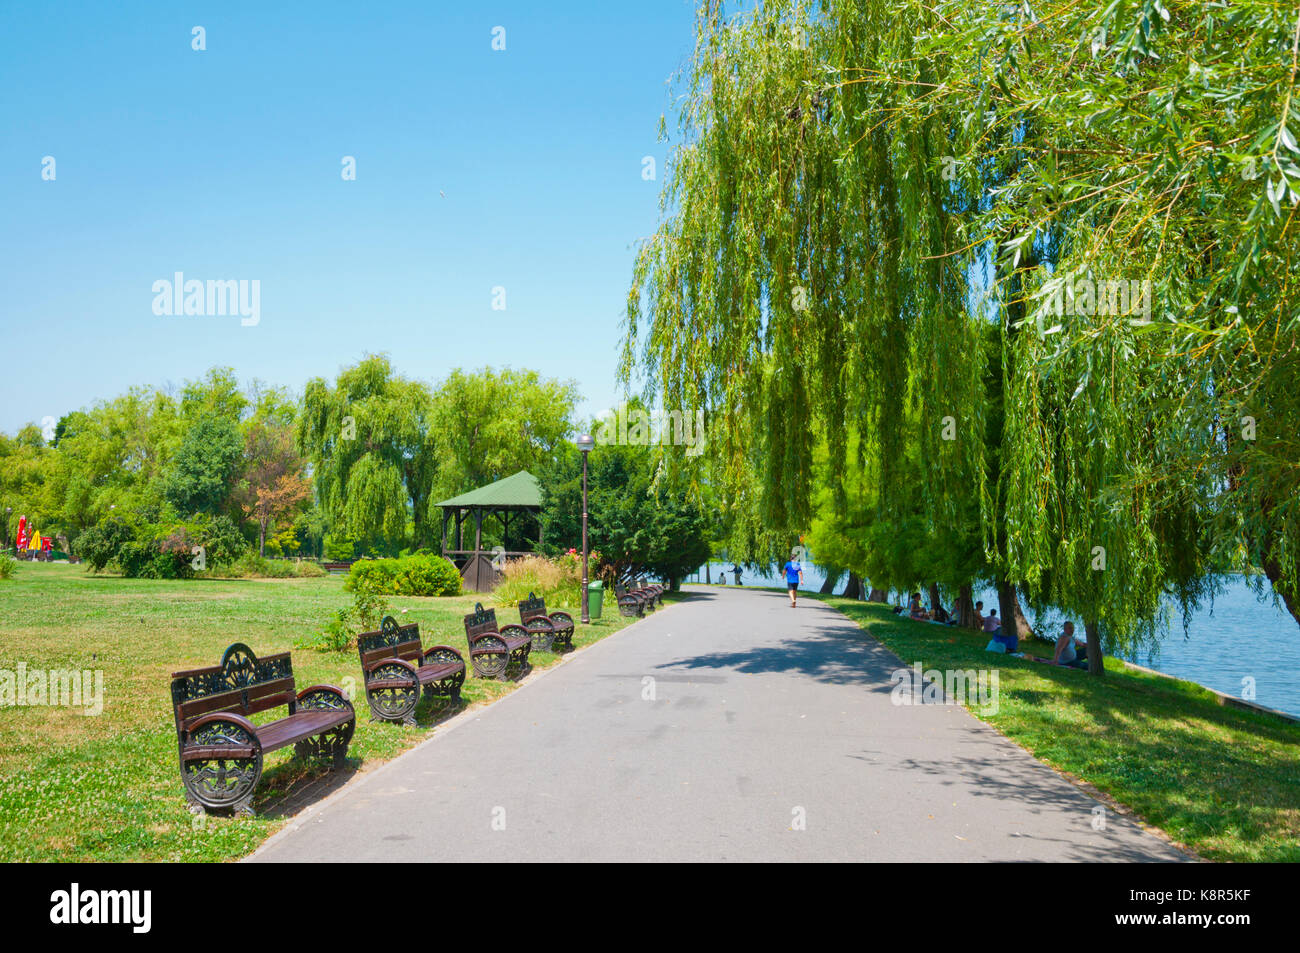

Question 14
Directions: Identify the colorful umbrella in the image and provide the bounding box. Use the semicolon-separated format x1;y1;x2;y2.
15;515;28;550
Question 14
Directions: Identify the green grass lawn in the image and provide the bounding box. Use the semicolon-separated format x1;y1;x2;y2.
814;594;1300;862
0;563;650;862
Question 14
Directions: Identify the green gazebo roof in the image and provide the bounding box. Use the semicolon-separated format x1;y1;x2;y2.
435;470;542;509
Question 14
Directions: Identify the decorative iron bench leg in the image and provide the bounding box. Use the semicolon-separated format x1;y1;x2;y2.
364;663;421;725
180;720;264;817
295;688;357;767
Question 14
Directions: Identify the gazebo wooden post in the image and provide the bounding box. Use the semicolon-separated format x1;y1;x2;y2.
441;509;450;558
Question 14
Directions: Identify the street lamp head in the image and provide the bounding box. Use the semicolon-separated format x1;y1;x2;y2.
576;433;595;453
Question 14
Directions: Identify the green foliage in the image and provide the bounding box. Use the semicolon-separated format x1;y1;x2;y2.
74;510;247;578
626;0;1300;663
0;553;15;580
429;367;579;503
539;440;712;586
343;553;462;597
163;414;244;515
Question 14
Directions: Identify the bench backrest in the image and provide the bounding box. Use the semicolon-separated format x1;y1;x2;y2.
463;602;499;640
519;591;549;622
169;643;296;737
358;615;424;668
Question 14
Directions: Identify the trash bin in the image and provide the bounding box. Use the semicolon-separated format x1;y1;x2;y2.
586;581;604;619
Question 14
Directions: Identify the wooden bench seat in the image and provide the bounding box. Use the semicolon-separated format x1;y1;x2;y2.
518;591;576;652
170;643;355;816
356;616;465;724
463;603;531;679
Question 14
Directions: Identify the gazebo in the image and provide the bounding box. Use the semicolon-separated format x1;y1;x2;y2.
436;470;544;591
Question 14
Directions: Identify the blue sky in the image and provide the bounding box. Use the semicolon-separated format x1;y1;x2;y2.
0;1;700;434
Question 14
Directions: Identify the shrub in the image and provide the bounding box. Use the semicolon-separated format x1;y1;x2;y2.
344;553;461;597
75;511;249;578
495;553;583;610
0;554;16;580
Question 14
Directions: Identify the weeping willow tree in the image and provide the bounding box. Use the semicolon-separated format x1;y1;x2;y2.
624;0;984;583
931;0;1300;637
628;0;1297;674
297;356;436;554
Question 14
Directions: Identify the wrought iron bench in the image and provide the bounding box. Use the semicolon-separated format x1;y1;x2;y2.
518;591;575;652
635;576;664;607
463;603;531;679
169;643;355;816
614;583;647;617
357;616;465;724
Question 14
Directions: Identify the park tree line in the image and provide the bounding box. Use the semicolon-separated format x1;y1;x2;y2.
1;358;716;583
625;0;1300;670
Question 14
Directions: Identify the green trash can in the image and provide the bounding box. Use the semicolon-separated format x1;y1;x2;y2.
586;581;604;620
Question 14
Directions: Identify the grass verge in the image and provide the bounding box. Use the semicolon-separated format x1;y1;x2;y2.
0;563;655;861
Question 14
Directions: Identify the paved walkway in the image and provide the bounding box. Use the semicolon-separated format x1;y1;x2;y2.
251;587;1187;862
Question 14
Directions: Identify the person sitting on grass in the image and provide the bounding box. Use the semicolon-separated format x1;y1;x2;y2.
908;593;932;621
981;608;1000;634
1052;621;1090;670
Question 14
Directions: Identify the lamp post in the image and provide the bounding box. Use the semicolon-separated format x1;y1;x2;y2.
577;432;595;623
3;507;10;555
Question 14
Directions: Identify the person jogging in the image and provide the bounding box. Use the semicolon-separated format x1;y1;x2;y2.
782;551;804;607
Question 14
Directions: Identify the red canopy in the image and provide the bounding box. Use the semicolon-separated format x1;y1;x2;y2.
15;515;28;550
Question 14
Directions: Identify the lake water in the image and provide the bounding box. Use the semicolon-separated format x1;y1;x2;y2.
689;562;1300;718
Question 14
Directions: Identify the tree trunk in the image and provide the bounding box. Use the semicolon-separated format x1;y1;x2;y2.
1263;553;1300;628
258;519;268;557
1084;619;1104;676
819;567;841;594
996;577;1035;639
867;587;888;603
954;584;979;628
841;572;863;600
927;582;944;618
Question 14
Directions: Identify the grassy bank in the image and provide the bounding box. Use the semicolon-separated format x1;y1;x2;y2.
815;594;1300;862
0;563;651;862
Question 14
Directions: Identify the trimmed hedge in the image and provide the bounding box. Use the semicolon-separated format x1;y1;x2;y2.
344;552;462;597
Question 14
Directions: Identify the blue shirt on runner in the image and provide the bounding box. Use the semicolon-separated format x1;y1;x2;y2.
783;561;802;584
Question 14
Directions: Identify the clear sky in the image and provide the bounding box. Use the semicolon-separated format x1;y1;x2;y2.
0;1;700;434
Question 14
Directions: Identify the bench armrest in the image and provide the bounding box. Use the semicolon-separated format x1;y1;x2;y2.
296;684;354;711
423;644;464;664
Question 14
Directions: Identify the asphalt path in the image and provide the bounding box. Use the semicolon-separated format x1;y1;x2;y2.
251;586;1187;862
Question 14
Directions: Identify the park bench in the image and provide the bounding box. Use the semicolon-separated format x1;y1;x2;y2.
169;643;355;816
518;591;576;652
463;603;532;679
356;616;466;724
613;583;647;617
323;560;354;573
635;576;664;607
